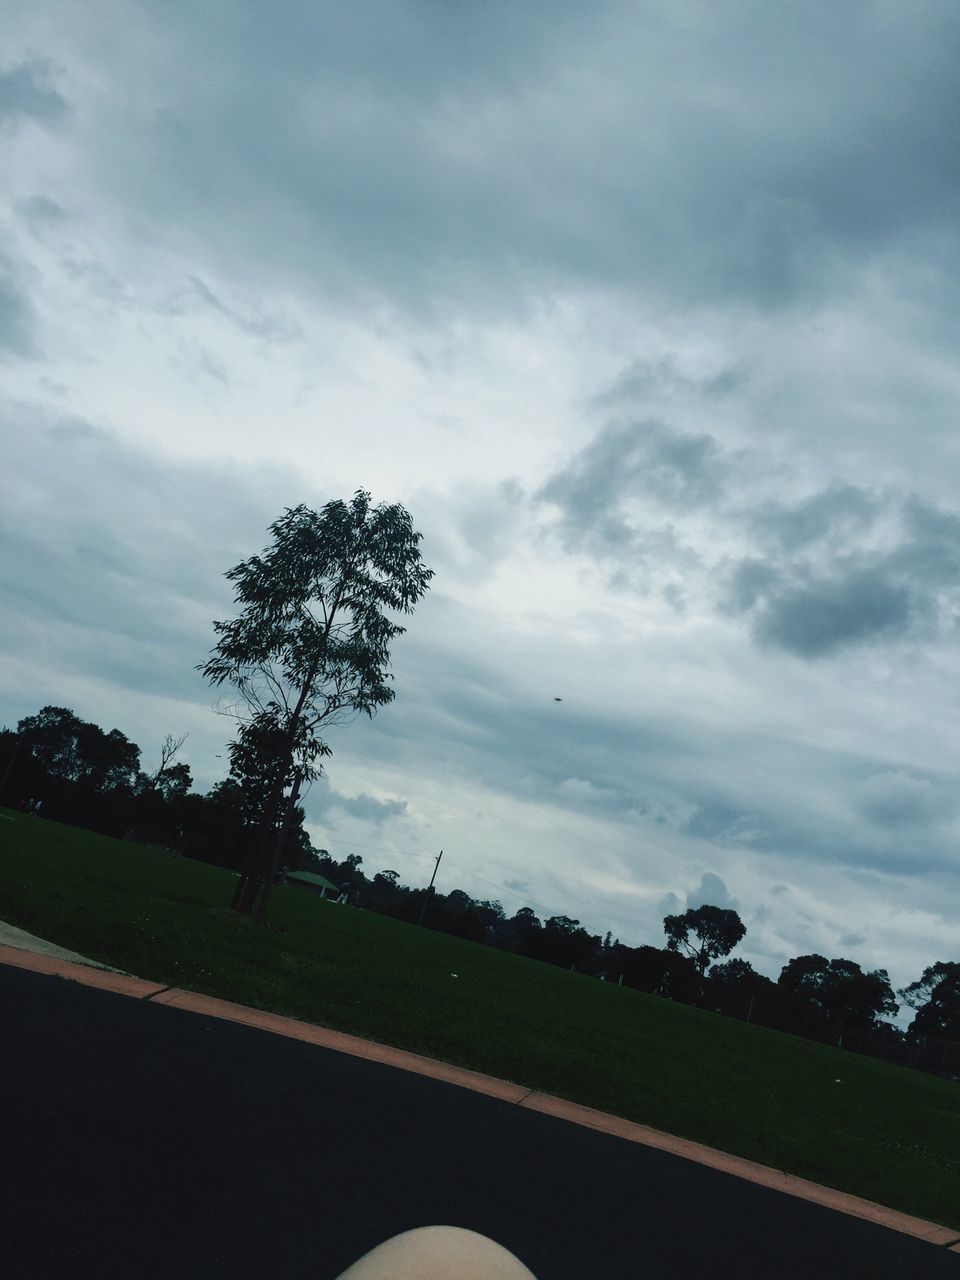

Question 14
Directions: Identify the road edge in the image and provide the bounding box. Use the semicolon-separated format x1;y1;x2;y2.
3;941;958;1253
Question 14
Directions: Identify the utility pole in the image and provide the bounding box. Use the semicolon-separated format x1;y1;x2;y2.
416;850;443;927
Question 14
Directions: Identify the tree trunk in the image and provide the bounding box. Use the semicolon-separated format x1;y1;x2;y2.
231;823;265;909
230;646;325;918
253;771;303;924
232;768;288;914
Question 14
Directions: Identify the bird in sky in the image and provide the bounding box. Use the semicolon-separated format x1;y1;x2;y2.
553;697;563;702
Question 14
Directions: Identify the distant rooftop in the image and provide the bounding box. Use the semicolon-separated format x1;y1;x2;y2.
287;870;340;894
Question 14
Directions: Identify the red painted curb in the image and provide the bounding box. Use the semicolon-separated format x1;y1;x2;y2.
2;943;957;1250
516;1093;959;1245
0;943;165;998
150;987;529;1103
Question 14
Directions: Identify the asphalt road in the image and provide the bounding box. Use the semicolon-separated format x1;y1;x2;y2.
2;964;957;1280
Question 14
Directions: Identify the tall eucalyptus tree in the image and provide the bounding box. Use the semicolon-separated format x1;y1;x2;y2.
200;490;433;919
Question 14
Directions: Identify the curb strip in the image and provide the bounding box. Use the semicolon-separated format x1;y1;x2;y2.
2;942;957;1251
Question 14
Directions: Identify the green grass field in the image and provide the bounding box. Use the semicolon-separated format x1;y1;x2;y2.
2;807;958;1230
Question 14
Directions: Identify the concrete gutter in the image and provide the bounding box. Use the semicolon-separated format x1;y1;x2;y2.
0;921;126;972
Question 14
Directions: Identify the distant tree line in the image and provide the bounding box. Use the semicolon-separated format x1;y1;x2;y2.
2;704;958;1077
0;705;314;876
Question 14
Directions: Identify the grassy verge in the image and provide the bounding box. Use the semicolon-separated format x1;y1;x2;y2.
2;808;958;1229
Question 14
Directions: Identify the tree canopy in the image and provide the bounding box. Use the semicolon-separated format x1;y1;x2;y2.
899;961;960;1038
17;706;141;793
706;958;777;1020
777;954;898;1035
663;905;746;976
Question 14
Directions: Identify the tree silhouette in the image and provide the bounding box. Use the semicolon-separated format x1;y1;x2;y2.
778;954;898;1038
663;905;746;977
199;492;433;919
899;961;960;1038
17;706;140;791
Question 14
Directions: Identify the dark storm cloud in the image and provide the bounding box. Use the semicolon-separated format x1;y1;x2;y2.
839;931;867;949
890;498;960;586
682;798;768;845
543;414;960;658
0;405;315;704
538;419;724;556
856;770;960;830
731;488;960;657
750;568;914;659
0;60;68;128
504;878;531;894
65;0;597;317
591;357;748;409
340;793;406;822
749;485;882;553
306;776;407;825
0;253;39;359
31;1;960;318
15;195;69;231
723;559;779;615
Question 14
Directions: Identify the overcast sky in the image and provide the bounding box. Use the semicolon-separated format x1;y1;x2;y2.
3;1;959;1004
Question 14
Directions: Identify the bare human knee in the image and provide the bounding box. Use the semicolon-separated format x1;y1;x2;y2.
334;1226;538;1280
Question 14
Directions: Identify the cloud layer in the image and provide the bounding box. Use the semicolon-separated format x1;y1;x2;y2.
3;2;960;1006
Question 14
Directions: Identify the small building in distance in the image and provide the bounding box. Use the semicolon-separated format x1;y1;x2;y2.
286;870;341;900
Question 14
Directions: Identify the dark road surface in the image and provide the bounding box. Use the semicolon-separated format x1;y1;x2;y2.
1;964;957;1279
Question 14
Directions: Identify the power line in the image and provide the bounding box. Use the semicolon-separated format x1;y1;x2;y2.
314;837;555;917
309;836;435;861
440;860;554;915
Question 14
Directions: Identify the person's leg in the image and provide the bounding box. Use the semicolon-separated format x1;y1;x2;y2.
334;1226;537;1280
